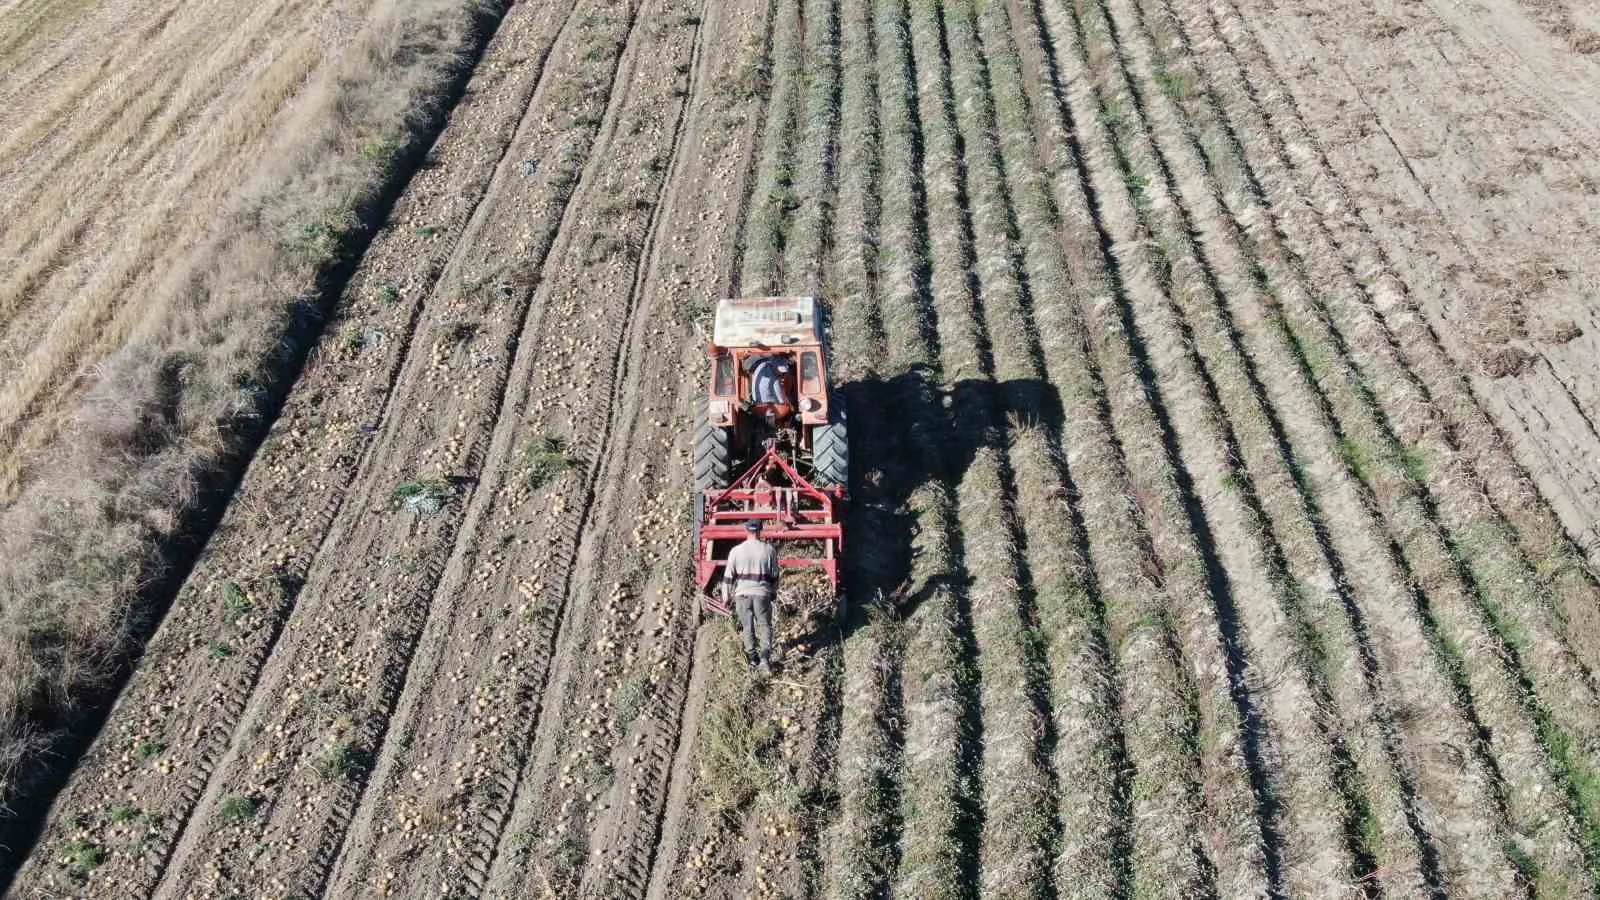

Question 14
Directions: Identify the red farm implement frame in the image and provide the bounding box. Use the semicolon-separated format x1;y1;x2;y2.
694;442;844;616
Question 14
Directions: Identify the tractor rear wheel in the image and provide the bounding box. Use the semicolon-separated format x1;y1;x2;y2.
693;398;732;490
812;398;848;491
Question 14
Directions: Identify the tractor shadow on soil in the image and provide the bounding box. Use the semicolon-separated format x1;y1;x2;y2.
757;370;1063;657
834;370;1064;633
762;371;1068;885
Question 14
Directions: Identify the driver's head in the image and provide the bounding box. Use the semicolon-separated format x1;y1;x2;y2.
745;519;763;537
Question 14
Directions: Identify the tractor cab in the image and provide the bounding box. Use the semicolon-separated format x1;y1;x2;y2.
693;297;848;614
705;297;833;431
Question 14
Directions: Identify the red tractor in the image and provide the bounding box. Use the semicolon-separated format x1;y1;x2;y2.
693;296;847;615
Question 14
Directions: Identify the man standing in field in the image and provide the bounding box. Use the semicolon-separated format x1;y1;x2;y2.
723;519;779;674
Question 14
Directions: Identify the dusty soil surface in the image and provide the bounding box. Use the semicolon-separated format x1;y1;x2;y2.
1235;0;1600;568
0;0;420;489
11;0;1600;896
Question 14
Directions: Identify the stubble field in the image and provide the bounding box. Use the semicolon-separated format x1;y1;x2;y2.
7;0;1600;897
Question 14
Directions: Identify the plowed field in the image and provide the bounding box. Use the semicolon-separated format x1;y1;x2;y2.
10;0;1600;896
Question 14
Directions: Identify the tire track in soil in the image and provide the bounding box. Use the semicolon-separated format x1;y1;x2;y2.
638;7;783;900
346;2;748;895
649;0;891;895
492;0;774;890
136;3;650;896
486;6;729;889
639;0;850;896
4;3;577;895
320;3;713;898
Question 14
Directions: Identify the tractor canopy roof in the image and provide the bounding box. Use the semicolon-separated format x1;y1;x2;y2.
712;296;823;349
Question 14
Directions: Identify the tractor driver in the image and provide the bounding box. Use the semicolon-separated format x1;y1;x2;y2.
723;519;779;674
744;354;791;406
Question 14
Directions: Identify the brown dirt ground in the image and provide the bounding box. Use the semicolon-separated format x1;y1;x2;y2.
1236;0;1600;563
11;0;1600;896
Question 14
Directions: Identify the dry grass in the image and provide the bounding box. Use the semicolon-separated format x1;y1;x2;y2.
826;0;881;382
1110;0;1449;890
1150;0;1600;889
939;4;1071;892
978;4;1134;892
781;0;841;294
0;0;496;812
738;0;804;295
1023;0;1277;891
892;4;991;896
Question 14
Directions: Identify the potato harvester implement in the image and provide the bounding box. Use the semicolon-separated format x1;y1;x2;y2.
692;297;847;615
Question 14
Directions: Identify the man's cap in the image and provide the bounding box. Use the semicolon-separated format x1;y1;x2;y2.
745;519;763;533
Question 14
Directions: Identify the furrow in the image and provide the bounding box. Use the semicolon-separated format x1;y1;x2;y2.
1066;0;1385;891
738;0;806;295
1009;0;1273;894
781;0;842;292
141;4;652;895
1098;0;1454;889
3;3;576;894
822;347;917;900
941;2;1082;894
1023;0;1297;894
892;2;993;895
816;0;914;893
1190;0;1600;680
975;2;1143;891
1119;0;1599;892
1165;0;1600;884
824;0;882;382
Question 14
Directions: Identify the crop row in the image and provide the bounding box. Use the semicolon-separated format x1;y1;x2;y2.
678;0;1600;895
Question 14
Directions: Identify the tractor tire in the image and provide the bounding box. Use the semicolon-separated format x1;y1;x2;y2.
693;399;732;491
812;398;848;492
